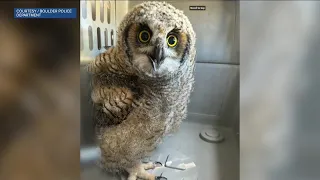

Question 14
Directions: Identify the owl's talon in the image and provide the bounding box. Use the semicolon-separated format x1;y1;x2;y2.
154;161;162;167
155;176;167;180
155;172;167;180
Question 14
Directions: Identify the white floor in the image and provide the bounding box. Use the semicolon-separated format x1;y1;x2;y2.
81;121;239;180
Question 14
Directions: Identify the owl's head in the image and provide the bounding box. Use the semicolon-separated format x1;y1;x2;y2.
117;1;196;78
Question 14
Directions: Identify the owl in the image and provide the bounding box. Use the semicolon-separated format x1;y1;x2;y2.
87;1;196;180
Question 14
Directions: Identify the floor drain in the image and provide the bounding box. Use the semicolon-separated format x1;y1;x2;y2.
200;128;224;143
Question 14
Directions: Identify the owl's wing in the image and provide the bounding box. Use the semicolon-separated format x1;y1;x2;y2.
86;47;115;74
91;85;135;128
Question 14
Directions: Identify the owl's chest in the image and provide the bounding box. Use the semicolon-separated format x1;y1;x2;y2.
142;85;191;134
143;81;191;115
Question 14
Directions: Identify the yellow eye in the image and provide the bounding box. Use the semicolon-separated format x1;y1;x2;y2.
138;30;151;43
167;35;178;47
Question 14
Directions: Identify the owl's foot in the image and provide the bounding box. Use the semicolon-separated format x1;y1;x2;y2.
142;161;162;170
126;162;167;180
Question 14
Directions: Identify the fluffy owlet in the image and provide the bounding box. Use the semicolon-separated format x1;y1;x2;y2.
87;2;196;180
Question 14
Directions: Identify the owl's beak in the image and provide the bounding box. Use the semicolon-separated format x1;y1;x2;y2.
148;57;157;71
149;45;164;71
